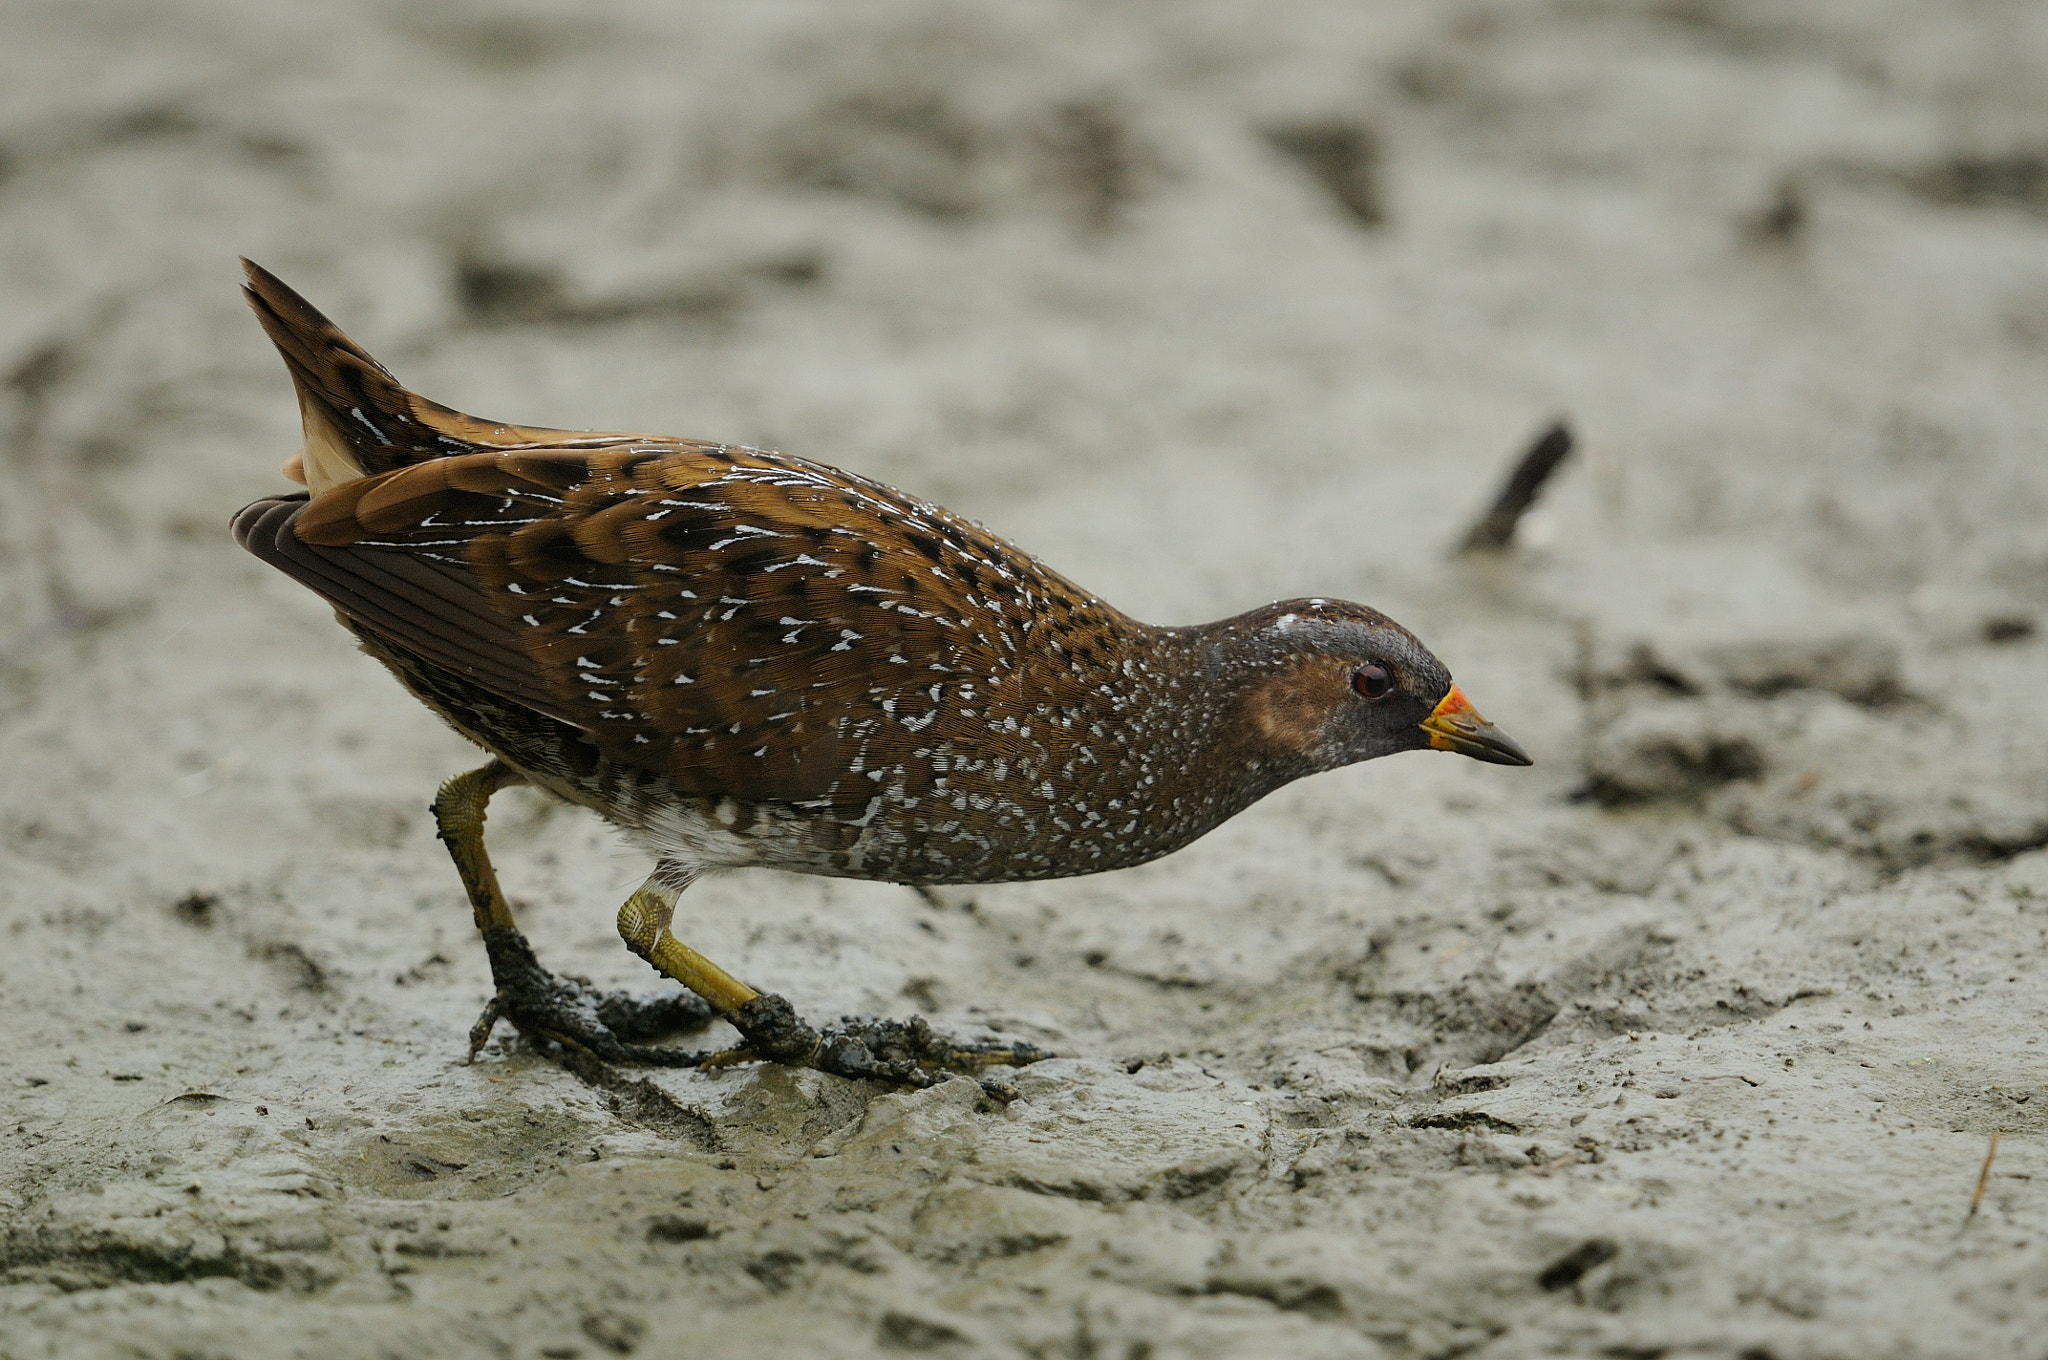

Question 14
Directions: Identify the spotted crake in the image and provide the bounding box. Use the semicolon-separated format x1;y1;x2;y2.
231;259;1529;1089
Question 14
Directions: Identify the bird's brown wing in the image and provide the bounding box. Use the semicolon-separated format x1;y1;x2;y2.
244;440;1113;810
233;492;570;720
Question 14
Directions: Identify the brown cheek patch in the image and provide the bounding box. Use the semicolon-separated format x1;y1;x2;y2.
1245;660;1344;755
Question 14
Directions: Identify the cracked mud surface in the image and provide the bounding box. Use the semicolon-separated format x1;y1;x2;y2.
3;3;2046;1357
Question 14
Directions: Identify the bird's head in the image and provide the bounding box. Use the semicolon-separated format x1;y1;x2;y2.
1214;599;1531;776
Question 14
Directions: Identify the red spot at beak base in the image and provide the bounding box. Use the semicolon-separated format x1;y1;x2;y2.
1420;684;1532;766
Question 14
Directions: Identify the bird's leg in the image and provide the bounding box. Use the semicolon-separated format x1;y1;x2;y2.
433;774;1042;1083
431;761;714;1064
618;863;1055;1090
432;759;523;936
614;868;760;1013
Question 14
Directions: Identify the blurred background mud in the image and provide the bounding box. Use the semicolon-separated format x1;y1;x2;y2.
1;3;2045;1357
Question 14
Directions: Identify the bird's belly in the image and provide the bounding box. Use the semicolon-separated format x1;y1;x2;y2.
615;788;833;874
812;787;1208;886
608;777;1193;886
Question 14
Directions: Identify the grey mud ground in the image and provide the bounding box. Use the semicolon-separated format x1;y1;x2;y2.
2;3;2046;1357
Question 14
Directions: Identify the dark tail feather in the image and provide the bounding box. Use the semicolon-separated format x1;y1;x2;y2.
241;258;460;476
241;260;595;487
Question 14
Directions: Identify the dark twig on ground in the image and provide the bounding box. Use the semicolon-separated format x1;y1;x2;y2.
1456;420;1574;554
1962;1132;2001;1231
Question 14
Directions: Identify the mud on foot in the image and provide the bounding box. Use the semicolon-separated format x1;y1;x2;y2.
726;992;1055;1098
471;925;718;1066
473;928;1052;1095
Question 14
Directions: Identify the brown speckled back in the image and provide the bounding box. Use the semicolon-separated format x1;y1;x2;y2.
236;263;1507;889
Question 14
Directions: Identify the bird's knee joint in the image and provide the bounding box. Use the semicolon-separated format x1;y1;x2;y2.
434;765;514;838
616;892;667;960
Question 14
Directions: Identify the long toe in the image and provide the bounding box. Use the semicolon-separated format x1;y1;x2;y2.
594;989;718;1042
815;1015;1055;1087
474;926;720;1068
742;1004;1055;1091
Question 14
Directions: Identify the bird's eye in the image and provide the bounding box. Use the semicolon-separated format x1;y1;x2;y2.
1352;665;1392;700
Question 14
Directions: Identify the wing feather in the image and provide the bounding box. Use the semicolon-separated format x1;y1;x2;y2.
239;441;1120;810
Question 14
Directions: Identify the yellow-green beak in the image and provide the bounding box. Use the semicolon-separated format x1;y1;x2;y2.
1421;685;1532;766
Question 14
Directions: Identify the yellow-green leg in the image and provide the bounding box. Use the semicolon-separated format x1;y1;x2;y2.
433;765;1051;1087
431;760;524;934
431;762;714;1064
617;861;1055;1085
615;874;760;1014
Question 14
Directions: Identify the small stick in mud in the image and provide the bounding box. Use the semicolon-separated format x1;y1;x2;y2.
1962;1132;2001;1229
1456;419;1575;554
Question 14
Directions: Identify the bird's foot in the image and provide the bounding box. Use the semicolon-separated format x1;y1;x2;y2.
718;992;1055;1098
469;926;718;1065
469;930;1050;1094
